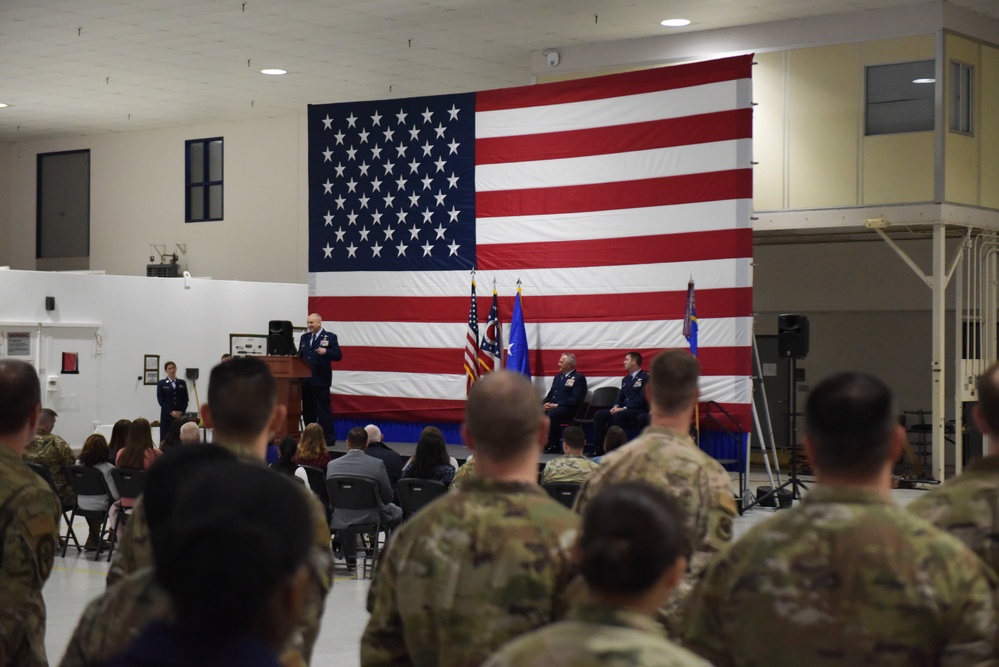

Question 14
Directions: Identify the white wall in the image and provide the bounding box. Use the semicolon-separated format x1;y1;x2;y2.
3;113;309;284
0;269;306;448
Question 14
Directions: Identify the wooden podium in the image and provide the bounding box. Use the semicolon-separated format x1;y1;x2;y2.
258;356;311;438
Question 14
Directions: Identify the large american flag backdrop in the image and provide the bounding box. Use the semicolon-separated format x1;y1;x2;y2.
307;54;754;430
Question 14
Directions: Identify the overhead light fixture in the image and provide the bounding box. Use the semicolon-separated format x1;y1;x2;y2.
912;77;935;84
260;68;287;76
661;18;691;27
0;103;8;108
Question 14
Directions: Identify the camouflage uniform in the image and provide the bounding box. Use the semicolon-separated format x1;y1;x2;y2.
574;425;736;638
907;454;999;573
541;455;599;485
58;567;171;667
449;456;476;491
105;443;333;667
361;476;580;667
483;605;711;667
24;431;76;507
683;486;999;667
0;445;61;667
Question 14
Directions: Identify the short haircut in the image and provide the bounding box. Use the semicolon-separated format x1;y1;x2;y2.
561;353;577;367
562;426;585;450
580;482;692;595
465;371;543;462
0;360;40;436
40;408;58;420
976;361;999;434
627;351;643;367
207;357;277;443
805;372;897;477
154;462;311;634
648;350;699;415
145;445;238;540
346;426;368;448
179;421;201;442
364;424;383;443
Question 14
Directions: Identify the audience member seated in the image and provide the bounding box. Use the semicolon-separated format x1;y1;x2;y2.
158;416;192;453
400;431;456;487
107;418;132;464
449;455;476;491
326;427;402;570
270;436;309;486
484;482;704;667
363;424;404;485
592;426;627;464
542;426;599;485
110;417;162;532
24;407;77;507
104;461;312;667
76;433;120;550
179;421;201;446
542;353;588;453
419;426;459;469
683;372;999;665
293;423;332;470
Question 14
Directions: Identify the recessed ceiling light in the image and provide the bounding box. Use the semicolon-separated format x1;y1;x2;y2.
661;18;691;27
912;77;935;84
261;68;287;76
0;103;8;108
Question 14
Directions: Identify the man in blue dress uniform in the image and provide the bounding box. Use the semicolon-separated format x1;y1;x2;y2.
542;353;587;453
593;352;650;453
298;313;342;445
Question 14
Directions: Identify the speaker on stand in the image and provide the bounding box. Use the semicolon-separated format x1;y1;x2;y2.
267;320;294;355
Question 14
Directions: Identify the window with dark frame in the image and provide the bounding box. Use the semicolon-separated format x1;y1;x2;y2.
949;61;974;135
37;149;91;259
185;137;223;222
864;60;936;136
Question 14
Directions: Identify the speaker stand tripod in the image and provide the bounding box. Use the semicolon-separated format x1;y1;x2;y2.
743;357;808;510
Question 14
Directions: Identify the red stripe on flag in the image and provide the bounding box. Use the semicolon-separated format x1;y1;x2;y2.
334;394;466;422
476;109;752;165
478;229;753;271
476;169;753;218
310;287;753;324
337;346;750;377
476;55;753;111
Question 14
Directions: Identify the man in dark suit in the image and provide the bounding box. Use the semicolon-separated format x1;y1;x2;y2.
156;361;189;443
542;352;587;453
363;424;404;486
299;313;343;445
593;351;650;453
327;427;402;570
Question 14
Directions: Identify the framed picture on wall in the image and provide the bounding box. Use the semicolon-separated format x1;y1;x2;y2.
61;352;79;374
230;334;267;357
144;354;160;384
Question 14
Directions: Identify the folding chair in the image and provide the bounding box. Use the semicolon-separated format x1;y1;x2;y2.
64;465;115;561
326;476;389;579
574;386;620;451
300;465;333;523
395;478;447;520
542;482;583;509
109;468;147;562
25;461;80;555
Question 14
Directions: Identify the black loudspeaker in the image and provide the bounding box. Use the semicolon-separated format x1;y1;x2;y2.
45;296;55;311
777;314;809;359
267;320;294;355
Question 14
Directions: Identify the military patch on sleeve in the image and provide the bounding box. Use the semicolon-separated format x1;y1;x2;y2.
24;512;57;538
36;534;56;580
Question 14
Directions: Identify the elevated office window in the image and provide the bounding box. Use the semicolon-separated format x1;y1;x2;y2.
949;61;974;135
186;137;223;222
865;61;935;136
37;150;90;260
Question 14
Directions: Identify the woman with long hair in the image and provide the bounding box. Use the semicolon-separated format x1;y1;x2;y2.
116;418;160;471
485;482;700;667
292;423;331;470
400;432;455;487
107;418;132;463
76;433;120;549
158;416;190;453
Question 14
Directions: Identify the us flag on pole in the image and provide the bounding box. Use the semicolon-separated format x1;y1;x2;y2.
307;54;754;427
464;277;479;394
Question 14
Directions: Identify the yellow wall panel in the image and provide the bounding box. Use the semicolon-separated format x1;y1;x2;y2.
753;51;786;211
863;34;935;63
944;34;980;205
981;45;999;210
863;133;935;204
788;44;861;209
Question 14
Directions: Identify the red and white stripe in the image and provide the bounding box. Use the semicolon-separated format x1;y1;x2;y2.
311;55;754;428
